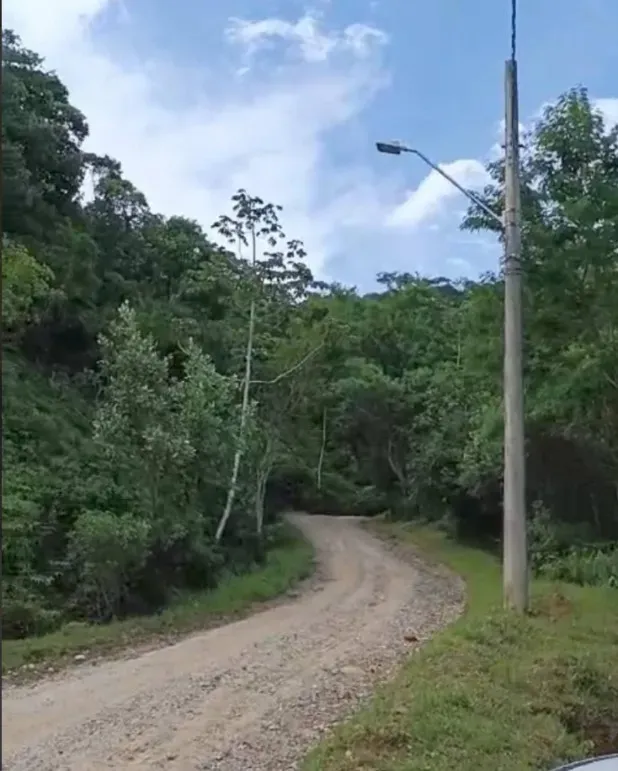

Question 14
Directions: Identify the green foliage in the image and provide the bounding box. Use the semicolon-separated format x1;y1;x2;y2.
3;30;617;647
530;503;618;588
68;511;151;619
2;238;54;329
2;29;88;239
3;523;314;676
540;547;618;588
1;32;324;640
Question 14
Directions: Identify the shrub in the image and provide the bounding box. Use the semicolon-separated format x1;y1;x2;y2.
68;510;151;620
529;501;618;588
540;546;618;588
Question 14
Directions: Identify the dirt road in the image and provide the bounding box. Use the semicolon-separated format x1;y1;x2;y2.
2;515;463;771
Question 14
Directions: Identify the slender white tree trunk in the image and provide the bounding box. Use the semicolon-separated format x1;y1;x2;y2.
215;230;257;543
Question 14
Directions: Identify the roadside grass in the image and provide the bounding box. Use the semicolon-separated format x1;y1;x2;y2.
3;523;315;680
303;520;618;771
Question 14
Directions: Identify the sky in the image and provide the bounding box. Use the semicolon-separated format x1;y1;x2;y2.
5;0;618;292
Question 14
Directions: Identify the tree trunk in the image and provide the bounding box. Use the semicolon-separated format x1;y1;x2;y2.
316;408;327;491
255;436;273;536
255;469;269;536
387;437;408;497
215;229;258;543
255;477;265;536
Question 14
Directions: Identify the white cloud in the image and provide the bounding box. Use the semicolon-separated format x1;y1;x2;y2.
4;0;389;277
386;159;490;229
488;117;528;160
595;98;618;129
488;96;618;162
226;14;388;64
520;97;618;140
5;0;109;51
9;0;612;290
532;97;618;130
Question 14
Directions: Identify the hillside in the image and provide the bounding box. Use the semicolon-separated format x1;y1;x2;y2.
2;28;617;645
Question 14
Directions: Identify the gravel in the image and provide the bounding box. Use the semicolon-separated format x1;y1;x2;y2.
2;514;464;771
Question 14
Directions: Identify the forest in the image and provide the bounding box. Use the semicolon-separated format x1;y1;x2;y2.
3;29;618;641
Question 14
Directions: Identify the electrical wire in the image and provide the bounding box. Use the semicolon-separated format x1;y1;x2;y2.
510;0;517;61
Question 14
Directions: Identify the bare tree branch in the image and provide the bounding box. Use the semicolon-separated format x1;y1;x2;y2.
250;343;324;385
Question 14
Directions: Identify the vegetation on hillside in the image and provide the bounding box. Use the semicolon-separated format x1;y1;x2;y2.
3;27;617;643
3;525;314;676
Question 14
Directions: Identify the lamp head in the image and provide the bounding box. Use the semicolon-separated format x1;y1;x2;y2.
376;141;403;155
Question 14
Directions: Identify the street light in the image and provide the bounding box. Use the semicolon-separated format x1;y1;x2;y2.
376;133;528;613
376;141;504;229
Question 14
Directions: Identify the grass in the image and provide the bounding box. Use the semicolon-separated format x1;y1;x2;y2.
3;525;315;680
303;520;618;771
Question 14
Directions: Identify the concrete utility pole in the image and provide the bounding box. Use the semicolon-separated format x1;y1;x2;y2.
502;53;528;612
375;0;529;612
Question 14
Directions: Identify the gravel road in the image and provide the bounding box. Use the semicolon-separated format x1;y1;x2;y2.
2;514;464;771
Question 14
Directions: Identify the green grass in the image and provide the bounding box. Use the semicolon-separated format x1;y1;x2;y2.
303;520;618;771
3;525;315;679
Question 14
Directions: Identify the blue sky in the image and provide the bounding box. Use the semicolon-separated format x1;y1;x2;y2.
6;0;618;292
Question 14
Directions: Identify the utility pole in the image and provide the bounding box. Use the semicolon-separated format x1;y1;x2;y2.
502;56;528;612
375;1;529;611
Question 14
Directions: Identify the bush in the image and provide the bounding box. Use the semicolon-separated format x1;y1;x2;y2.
2;593;63;639
2;306;286;637
540;547;618;588
529;501;618;588
68;510;151;620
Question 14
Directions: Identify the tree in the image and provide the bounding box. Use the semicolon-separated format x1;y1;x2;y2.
461;87;618;543
211;190;312;542
2;30;88;240
2;238;54;332
4;30;617;642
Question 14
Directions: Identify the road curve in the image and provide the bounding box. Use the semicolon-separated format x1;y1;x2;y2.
2;514;463;771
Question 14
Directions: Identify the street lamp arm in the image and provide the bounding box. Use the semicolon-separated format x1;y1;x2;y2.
406;147;504;229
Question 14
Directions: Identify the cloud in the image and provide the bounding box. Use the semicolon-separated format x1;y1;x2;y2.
488;117;528;160
533;97;618;131
4;0;389;277
226;14;388;64
385;92;618;279
487;96;618;161
8;0;614;291
595;98;618;129
385;159;490;229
